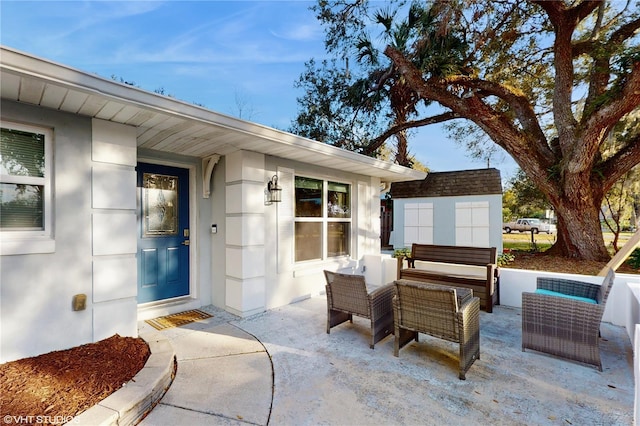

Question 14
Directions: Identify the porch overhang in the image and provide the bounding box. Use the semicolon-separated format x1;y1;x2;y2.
0;46;426;183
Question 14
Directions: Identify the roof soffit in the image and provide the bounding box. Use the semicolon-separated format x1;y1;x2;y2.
0;46;426;183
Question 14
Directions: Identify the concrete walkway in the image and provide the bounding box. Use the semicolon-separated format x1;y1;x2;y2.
138;308;272;425
137;297;634;425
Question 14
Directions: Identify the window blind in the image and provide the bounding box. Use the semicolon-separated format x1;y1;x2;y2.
1;127;46;230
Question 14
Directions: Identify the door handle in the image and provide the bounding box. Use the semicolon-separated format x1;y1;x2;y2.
182;240;190;246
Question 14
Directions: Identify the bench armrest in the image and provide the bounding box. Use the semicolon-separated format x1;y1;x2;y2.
485;263;498;290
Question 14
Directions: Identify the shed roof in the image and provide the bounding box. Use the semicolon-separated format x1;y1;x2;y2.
0;46;426;183
390;168;502;198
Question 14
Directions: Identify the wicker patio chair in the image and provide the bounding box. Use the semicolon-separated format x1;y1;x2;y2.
393;280;481;380
521;267;615;371
324;270;395;349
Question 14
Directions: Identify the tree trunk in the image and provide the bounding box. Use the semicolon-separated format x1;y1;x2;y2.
394;130;410;167
546;182;610;260
382;29;640;262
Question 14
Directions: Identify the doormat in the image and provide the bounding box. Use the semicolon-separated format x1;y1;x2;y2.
145;309;213;330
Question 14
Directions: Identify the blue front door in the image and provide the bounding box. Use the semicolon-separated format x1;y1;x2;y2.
137;163;190;303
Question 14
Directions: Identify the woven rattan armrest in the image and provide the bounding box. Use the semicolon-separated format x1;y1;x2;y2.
456;296;481;380
536;277;600;300
368;283;395;319
522;291;605;369
523;292;603;323
459;296;480;316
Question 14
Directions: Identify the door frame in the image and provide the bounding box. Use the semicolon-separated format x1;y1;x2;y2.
136;157;198;309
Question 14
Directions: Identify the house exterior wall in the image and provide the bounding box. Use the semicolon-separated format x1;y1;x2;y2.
209;156;227;310
262;155;382;311
90;118;137;342
134;149;386;319
0;101;137;362
0;102;392;359
224;150;267;317
392;194;503;251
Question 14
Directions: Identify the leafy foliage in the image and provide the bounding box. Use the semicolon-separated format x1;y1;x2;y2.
503;169;552;220
629;248;640;269
497;252;515;267
294;0;640;260
291;1;469;165
290;58;385;152
392;247;411;258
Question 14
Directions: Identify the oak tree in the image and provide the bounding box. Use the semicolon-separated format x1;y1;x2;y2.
295;0;640;260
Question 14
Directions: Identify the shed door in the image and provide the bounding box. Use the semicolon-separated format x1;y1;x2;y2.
137;163;190;303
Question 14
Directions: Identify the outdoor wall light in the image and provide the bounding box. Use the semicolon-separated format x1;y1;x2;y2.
267;175;282;203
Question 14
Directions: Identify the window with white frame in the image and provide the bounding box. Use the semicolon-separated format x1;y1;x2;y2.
0;122;53;254
294;176;351;262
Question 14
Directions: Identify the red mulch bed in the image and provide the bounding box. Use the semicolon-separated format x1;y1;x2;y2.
505;251;639;275
0;335;150;425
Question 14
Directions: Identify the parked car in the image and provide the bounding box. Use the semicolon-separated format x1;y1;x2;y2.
503;218;556;234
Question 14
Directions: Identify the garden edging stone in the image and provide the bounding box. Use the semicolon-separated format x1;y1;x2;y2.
73;332;175;426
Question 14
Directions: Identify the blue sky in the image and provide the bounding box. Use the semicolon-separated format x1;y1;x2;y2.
1;0;518;180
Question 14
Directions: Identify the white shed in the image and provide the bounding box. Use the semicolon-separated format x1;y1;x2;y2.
390;168;503;252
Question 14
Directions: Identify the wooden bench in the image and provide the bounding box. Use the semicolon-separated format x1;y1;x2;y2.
397;244;500;313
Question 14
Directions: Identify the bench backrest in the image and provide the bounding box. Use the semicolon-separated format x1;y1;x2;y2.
410;244;497;267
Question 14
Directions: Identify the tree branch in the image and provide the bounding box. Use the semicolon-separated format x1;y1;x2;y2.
383;45;557;193
532;1;601;157
581;61;640;167
532;1;576;155
609;15;640;44
361;111;460;155
573;16;640;56
600;132;640;191
572;1;603;23
580;16;640;117
442;76;547;143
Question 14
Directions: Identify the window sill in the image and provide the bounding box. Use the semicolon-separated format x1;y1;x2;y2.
0;237;55;255
292;256;352;278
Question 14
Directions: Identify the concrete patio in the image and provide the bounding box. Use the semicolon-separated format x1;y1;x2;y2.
138;295;634;425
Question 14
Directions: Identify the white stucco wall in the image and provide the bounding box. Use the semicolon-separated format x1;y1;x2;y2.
208;155;227;309
0;103;90;361
224;150;267;317
261;155;384;312
90;118;138;341
0;103;142;362
635;324;639;424
0;102;410;358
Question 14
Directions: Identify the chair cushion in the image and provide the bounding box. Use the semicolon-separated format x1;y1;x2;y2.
366;283;380;294
412;261;486;279
534;289;597;304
